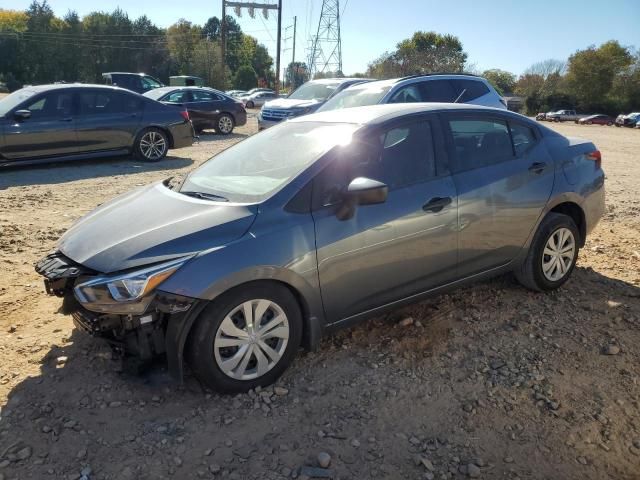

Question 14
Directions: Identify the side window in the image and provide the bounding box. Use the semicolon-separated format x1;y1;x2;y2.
448;118;513;172
24;91;73;119
388;85;422;103
119;92;143;112
312;121;436;209
165;91;191;103
420;79;456;102
79;91;122;115
378;122;436;188
141;76;161;90
509;122;536;156
192;91;215;101
450;79;490;102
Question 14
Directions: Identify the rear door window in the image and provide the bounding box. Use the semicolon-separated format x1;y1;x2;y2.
192;91;216;101
447;117;514;172
509;122;537;156
79;91;122;115
419;79;456;102
165;90;191;103
450;79;490;102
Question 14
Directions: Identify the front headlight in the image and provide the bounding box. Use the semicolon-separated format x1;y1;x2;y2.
74;257;189;314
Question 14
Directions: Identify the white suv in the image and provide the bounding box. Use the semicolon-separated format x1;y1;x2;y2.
318;74;507;112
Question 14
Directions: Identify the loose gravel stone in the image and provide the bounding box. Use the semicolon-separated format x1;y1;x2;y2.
317;452;331;468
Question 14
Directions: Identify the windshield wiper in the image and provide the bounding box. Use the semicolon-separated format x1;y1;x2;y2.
181;191;229;202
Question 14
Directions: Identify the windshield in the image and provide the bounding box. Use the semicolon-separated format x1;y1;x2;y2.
0;89;35;116
319;84;391;112
288;81;341;101
180;121;359;203
142;76;162;89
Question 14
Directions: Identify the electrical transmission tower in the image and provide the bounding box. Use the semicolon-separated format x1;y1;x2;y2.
307;0;342;78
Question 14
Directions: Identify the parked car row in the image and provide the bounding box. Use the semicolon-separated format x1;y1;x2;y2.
537;109;640;128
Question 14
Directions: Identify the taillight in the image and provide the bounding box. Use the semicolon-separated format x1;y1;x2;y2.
179;110;190;122
586;150;601;168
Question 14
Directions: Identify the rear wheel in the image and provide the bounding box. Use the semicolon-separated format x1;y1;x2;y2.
514;213;580;292
246;100;254;109
187;283;302;393
587;120;593;125
134;128;168;162
217;114;235;135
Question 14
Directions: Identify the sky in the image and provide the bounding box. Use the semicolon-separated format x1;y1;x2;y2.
4;0;640;77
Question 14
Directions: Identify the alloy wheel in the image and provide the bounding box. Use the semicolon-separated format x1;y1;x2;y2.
139;131;167;160
218;115;233;134
541;227;576;282
213;299;290;380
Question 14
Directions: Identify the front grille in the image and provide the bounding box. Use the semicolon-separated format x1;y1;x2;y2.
35;251;94;297
261;109;291;122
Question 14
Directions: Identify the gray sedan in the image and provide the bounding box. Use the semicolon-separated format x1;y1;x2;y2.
36;103;605;393
0;84;193;167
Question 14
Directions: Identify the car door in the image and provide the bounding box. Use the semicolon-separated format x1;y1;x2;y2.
312;116;458;324
1;89;79;160
188;90;220;127
443;113;554;276
75;89;142;152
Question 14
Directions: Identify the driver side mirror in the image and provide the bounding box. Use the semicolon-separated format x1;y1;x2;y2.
336;177;388;220
14;110;31;121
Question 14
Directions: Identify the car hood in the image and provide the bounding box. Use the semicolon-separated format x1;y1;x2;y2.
262;98;322;110
58;181;257;273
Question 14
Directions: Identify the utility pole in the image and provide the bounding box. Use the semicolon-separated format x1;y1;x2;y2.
291;15;296;74
221;0;227;87
283;16;296;89
275;0;282;94
223;1;283;94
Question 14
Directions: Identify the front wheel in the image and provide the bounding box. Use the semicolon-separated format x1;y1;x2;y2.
134;128;168;162
217;114;235;135
187;283;302;393
514;213;580;292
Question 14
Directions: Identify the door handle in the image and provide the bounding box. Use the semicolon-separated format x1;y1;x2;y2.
423;196;452;213
60;117;73;122
528;162;547;173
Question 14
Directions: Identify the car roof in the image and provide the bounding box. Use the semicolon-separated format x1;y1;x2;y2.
290;103;521;126
307;77;373;84
20;83;135;93
103;72;151;77
344;74;488;91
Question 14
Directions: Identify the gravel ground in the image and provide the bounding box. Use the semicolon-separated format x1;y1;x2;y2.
0;114;639;480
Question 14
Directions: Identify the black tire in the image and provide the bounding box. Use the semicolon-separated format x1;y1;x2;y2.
186;282;303;393
216;113;235;135
514;213;580;292
246;100;254;109
134;127;169;162
587;121;593;125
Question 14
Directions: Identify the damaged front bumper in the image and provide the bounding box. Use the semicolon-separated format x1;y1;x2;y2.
35;252;205;380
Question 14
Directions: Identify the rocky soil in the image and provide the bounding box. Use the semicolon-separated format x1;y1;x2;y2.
1;116;639;480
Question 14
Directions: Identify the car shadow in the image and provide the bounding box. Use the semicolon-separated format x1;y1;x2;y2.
0;267;638;477
195;131;249;143
0;155;194;189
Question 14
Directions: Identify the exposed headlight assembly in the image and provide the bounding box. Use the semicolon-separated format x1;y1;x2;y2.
74;257;189;314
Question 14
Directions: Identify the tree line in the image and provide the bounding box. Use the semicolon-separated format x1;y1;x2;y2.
1;3;638;116
0;1;274;92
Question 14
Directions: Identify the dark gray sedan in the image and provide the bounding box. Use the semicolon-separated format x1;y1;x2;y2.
0;84;193;167
36;103;605;393
144;87;247;135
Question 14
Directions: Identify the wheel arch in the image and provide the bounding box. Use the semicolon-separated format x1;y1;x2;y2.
165;275;323;383
548;201;587;247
